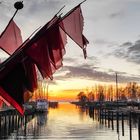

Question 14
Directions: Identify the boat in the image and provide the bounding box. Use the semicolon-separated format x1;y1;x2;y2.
36;99;48;112
35;79;49;113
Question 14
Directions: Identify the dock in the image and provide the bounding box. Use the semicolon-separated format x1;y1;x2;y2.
0;108;35;139
73;101;140;140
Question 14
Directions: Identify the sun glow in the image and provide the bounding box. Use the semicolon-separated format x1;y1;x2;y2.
31;79;140;102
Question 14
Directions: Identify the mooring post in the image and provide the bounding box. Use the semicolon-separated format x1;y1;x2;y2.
99;108;102;123
4;112;7;129
98;109;100;122
102;108;104;124
12;111;15;130
93;107;95;120
105;109;107;126
24;115;27;136
108;110;110;128
8;111;12;132
129;111;132;140
15;112;18;130
116;111;119;133
0;115;1;131
138;116;140;140
111;111;114;130
121;112;124;136
17;115;20;129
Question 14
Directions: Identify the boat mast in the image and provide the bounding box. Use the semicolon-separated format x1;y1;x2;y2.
116;72;119;109
46;82;49;101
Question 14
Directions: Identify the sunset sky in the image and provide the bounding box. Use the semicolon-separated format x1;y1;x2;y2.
0;0;140;100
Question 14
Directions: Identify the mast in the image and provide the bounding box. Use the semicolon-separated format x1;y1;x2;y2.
116;72;119;109
46;82;49;101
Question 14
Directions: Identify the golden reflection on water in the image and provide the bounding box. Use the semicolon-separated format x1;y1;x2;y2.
4;102;139;140
49;103;90;123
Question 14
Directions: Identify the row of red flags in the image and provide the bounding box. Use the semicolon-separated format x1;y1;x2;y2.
0;5;89;115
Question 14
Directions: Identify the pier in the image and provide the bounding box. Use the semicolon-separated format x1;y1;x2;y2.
81;101;140;140
0;108;35;139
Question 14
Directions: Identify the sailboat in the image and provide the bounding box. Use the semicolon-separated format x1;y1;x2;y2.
36;81;49;112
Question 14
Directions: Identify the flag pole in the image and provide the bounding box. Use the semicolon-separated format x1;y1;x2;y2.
56;5;65;16
1;5;66;57
0;1;24;39
61;0;86;21
0;0;87;68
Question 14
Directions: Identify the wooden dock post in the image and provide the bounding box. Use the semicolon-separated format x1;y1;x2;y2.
0;115;1;130
12;111;15;130
138;116;140;140
97;109;100;122
122;112;124;136
4;113;7;130
14;111;17;130
24;115;27;136
105;109;107;126
116;111;119;133
99;108;102;123
0;115;1;138
111;111;114;130
101;108;104;124
93;107;94;120
129;111;132;140
17;115;20;129
8;111;11;133
108;110;110;128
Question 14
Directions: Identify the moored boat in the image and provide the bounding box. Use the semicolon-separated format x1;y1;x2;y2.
36;99;48;112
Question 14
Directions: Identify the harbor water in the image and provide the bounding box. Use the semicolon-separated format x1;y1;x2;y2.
1;102;139;140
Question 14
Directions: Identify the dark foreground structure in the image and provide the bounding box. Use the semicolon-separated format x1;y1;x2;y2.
0;1;88;115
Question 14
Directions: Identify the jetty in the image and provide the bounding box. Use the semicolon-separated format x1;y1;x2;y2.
72;100;140;140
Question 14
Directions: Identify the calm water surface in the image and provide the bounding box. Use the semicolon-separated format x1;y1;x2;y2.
6;103;139;140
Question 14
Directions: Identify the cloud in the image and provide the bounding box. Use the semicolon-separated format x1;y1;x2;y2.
108;11;124;19
112;39;140;64
128;40;140;52
63;55;100;68
53;64;140;83
49;80;58;85
63;57;78;64
94;38;118;48
94;39;111;45
121;42;133;47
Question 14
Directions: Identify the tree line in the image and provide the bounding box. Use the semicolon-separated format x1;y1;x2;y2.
77;82;140;102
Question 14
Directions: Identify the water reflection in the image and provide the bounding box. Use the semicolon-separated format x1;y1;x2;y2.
37;112;48;126
0;103;139;140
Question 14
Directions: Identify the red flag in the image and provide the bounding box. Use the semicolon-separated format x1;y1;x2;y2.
23;58;38;92
46;25;66;69
59;6;84;48
82;35;89;59
82;35;89;46
26;36;53;79
26;16;65;79
26;24;67;79
0;95;11;108
0;53;38;115
0;96;3;108
0;20;22;55
0;86;24;114
59;5;89;58
0;62;28;115
0;4;88;115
